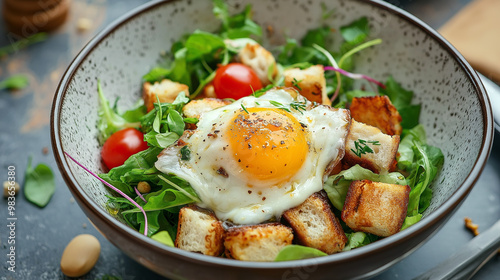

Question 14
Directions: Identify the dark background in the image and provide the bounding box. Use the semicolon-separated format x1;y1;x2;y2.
1;0;499;279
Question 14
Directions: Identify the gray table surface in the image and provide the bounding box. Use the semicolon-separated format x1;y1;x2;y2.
1;0;499;279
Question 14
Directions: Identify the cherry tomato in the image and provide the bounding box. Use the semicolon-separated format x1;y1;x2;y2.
101;128;149;169
213;63;263;100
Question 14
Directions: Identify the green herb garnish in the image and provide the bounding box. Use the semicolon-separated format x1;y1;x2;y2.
241;104;249;114
23;157;55;208
180;146;191;161
351;139;380;158
290;100;307;114
0;32;47;57
291;77;302;90
0;75;29;90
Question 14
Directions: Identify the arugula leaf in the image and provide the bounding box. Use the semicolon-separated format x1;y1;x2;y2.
213;0;262;39
380;76;421;129
301;26;331;48
139;92;189;148
0;75;29;90
142;67;170;83
406;141;444;216
324;165;406;210
185;31;225;61
151;230;174;247
99;147;163;196
343;232;378;251
340;17;369;45
97;81;141;144
275;245;327;261
401;214;422;230
23;157;55;208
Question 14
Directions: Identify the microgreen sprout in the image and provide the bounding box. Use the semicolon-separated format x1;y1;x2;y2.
351;139;380;158
290;100;307;114
324;66;386;89
135;187;147;203
241;103;249;114
291;78;303;91
269;100;290;112
158;175;200;203
64;152;148;236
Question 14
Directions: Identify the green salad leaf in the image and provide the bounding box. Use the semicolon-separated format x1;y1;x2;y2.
275;245;327;261
97;81;143;144
380;77;421;129
151;230;174;247
343;232;378;251
24;157;55;208
340;17;370;46
0;75;29;90
324;165;407;211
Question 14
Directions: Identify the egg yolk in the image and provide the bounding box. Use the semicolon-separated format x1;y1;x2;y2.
228;107;308;184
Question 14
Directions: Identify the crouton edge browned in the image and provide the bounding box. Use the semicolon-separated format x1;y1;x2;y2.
349;96;402;135
143;79;189;112
282;191;347;254
341;180;410;237
175;205;225;256
224;223;293;261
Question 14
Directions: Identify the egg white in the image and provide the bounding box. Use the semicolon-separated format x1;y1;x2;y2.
155;89;350;224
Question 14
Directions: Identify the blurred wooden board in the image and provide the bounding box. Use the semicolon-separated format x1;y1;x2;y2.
439;0;500;83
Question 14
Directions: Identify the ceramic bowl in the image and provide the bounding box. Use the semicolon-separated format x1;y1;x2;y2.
51;0;494;279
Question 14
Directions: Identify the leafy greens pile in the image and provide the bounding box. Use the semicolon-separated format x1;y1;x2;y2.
96;0;444;259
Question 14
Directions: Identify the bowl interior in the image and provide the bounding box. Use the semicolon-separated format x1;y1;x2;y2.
53;0;492;274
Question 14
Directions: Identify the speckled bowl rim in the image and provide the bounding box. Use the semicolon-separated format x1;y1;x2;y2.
51;0;494;272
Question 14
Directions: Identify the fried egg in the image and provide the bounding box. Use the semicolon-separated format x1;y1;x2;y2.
155;88;350;224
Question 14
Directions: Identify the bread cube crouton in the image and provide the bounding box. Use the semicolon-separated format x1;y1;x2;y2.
349;96;402;135
175;205;225;256
282;192;347;254
341;180;410;237
284;65;330;105
143;79;189;112
182;98;232;120
224;223;293;261
343;120;400;174
236;42;278;86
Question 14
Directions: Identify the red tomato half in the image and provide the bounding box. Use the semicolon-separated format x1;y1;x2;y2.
101;128;149;169
213;63;263;100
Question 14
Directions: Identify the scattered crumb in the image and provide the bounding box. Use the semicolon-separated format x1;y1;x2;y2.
464;217;479;236
3;181;20;198
70;197;75;203
77;18;92;32
82;223;87;229
266;25;274;37
42;147;49;155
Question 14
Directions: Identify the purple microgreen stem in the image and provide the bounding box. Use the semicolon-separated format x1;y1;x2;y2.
135;187;147;203
312;44;342;102
64;152;148;236
324;66;386;89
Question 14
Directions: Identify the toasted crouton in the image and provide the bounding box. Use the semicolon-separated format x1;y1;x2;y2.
143;79;189;112
236;42;278;86
341;180;410;237
224;223;293;261
349;96;402;135
175;205;225;256
343;120;399;174
284;65;330;105
182;98;232;120
282;192;347;254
